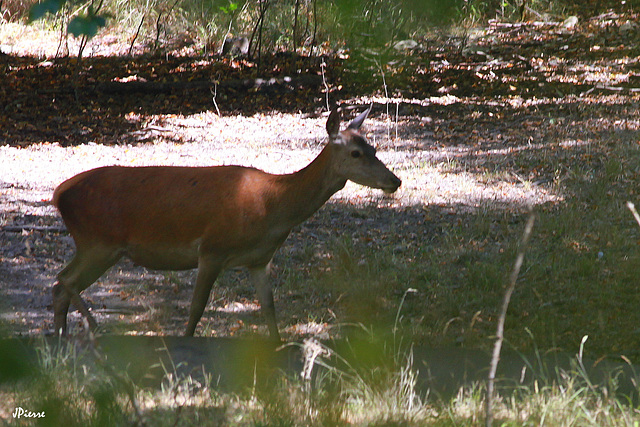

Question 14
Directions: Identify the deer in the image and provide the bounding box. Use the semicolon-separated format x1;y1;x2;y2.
51;106;401;340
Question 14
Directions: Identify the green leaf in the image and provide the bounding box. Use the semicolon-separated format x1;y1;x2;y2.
68;14;107;38
28;0;65;22
220;1;238;14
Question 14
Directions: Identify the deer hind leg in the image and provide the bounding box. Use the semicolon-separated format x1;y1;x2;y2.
185;256;224;337
250;262;281;341
53;245;121;335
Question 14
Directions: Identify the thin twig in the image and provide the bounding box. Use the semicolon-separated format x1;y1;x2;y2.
311;0;318;53
486;210;535;427
292;0;300;51
210;82;221;116
153;0;180;52
55;4;69;58
626;201;640;228
320;59;329;111
220;0;247;55
395;101;399;140
76;34;89;60
374;58;390;140
129;14;145;57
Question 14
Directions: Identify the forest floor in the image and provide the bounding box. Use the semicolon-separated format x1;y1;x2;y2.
1;12;640;362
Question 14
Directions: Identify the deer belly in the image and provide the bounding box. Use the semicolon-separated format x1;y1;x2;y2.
222;233;290;269
124;243;200;270
224;247;278;269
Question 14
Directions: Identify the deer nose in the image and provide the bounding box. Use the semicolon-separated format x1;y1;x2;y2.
384;174;402;193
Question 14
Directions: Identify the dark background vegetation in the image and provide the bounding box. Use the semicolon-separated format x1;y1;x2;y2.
3;0;640;424
1;0;639;363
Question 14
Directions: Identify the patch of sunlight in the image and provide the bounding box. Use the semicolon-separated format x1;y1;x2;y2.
215;301;260;314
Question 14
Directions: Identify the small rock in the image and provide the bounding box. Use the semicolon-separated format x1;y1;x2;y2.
562;16;579;30
393;40;419;51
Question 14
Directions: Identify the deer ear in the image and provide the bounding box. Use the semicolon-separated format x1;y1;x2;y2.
326;108;341;139
347;104;372;131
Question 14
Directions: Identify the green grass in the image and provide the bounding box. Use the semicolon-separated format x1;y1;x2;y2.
183;121;630;372
4;3;640;421
2;334;639;425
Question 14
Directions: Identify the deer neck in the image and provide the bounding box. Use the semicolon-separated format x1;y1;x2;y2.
276;144;346;227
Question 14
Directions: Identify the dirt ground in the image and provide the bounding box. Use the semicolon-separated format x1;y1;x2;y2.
0;108;557;338
1;13;639;352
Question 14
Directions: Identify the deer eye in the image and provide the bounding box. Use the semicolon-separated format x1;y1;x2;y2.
351;150;362;158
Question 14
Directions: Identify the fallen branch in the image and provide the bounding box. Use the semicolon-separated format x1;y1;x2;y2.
2;225;66;233
94;75;322;95
581;84;640;96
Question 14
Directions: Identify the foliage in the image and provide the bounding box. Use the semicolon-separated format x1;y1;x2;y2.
21;0;634;53
3;2;640;424
1;336;639;425
66;8;106;37
29;0;109;39
28;0;64;22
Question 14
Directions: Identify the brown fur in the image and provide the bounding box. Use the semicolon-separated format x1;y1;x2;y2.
52;108;401;339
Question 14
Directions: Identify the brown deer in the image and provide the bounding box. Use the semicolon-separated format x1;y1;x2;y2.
52;106;401;339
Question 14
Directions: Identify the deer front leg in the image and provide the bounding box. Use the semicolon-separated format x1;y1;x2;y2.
185;256;223;336
250;262;281;341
